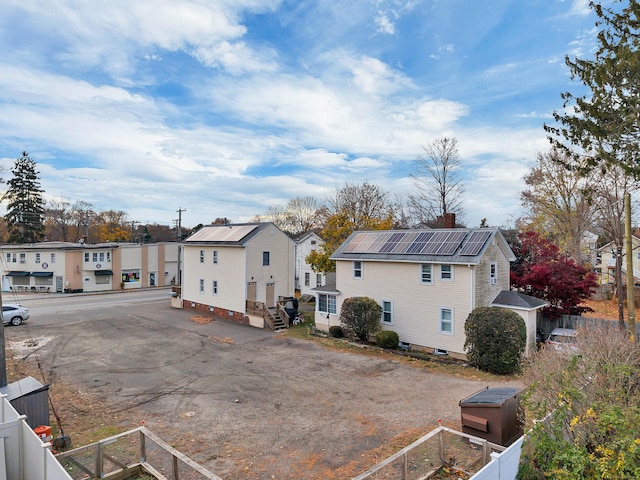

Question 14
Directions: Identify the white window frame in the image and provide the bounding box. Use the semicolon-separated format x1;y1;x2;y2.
199;250;204;263
440;264;453;281
440;307;454;335
5;253;10;263
262;251;270;266
51;253;56;263
99;252;105;262
19;253;25;264
106;252;111;262
213;250;218;264
35;253;41;264
318;294;337;314
490;262;497;285
212;280;218;295
304;272;310;287
421;264;433;284
316;273;322;287
92;252;98;262
199;279;204;294
11;253;16;263
353;261;363;279
381;300;393;325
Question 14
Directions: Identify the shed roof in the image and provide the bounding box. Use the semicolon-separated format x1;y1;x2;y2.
491;291;548;311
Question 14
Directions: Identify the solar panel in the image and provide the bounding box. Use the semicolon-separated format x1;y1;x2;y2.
436;230;468;255
379;232;405;253
393;231;421;253
342;232;370;253
459;230;492;256
406;231;434;253
421;231;452;254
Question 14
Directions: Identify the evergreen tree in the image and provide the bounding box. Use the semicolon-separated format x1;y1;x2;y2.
5;152;46;243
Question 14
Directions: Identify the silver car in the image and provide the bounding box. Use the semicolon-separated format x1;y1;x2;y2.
2;304;29;326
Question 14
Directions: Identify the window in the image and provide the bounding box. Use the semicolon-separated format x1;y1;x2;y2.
121;270;141;283
490;262;497;285
318;294;337;314
421;264;432;284
213;250;218;264
440;308;454;334
199;279;204;294
212;280;218;295
440;264;453;281
353;261;363;278
35;253;41;264
51;253;56;263
11;253;16;263
96;275;110;285
316;273;322;287
5;253;10;263
200;250;204;263
304;272;310;287
19;253;25;264
84;252;89;262
382;300;393;324
92;252;98;262
263;251;270;266
99;252;105;262
106;252;111;262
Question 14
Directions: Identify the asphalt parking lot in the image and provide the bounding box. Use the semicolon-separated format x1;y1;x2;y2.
6;291;522;479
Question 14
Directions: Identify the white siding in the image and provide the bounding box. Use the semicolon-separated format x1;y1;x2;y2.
335;260;474;355
296;234;325;296
183;245;247;313
245;226;294;302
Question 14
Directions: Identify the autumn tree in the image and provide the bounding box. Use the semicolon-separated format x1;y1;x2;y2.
307;182;395;273
255;196;322;235
520;147;596;263
510;231;597;316
95;210;130;242
545;1;640;177
407;137;465;227
5;152;46;243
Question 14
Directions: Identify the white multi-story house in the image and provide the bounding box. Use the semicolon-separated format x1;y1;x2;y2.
313;228;546;358
179;223;294;328
293;230;325;297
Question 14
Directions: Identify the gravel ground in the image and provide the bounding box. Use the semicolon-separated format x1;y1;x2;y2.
6;301;522;479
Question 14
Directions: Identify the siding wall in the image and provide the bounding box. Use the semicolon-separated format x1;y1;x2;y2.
335;259;475;355
474;240;511;308
296;235;325;296
245;226;294;302
183;245;247;313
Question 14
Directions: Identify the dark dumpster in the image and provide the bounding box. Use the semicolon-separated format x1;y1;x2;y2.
0;376;50;428
459;387;523;447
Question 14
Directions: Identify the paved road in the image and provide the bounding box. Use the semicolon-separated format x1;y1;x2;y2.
4;289;521;479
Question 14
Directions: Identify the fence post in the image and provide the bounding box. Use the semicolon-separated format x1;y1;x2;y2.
140;429;146;463
95;442;103;478
173;454;179;479
438;429;445;464
402;452;407;479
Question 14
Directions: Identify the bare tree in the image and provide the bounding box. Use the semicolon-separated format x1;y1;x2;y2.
407;137;465;227
254;196;322;235
520;147;596;263
325;181;393;229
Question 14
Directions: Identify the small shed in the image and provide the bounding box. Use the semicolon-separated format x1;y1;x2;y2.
0;376;50;428
459;387;523;447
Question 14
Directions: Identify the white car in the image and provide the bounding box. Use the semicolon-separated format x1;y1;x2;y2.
547;327;579;352
2;304;29;326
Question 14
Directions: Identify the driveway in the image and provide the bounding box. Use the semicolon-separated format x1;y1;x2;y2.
6;292;521;479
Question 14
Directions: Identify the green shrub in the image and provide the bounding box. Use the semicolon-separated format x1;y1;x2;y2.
375;330;399;349
339;296;382;342
329;325;344;338
464;306;526;375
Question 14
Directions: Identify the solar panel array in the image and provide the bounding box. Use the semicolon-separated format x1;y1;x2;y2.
341;230;492;256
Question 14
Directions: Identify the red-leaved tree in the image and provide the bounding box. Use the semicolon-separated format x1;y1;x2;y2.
510;231;597;316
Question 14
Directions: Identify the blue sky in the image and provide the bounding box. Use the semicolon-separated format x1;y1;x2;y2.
0;0;598;229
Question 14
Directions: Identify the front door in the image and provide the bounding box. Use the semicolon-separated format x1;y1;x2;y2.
55;276;64;293
266;283;275;309
247;282;257;304
149;272;156;286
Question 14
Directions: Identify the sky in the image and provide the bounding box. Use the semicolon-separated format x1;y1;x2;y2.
0;0;601;230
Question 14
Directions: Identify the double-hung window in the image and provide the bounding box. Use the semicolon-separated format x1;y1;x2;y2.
19;253;25;263
440;264;453;281
381;300;393;325
421;264;432;284
304;272;310;287
199;279;204;294
199;250;204;263
316;273;322;287
263;251;270;266
51;253;56;263
212;280;218;295
318;294;336;314
490;262;497;285
35;253;41;264
213;250;218;264
440;307;454;334
353;261;363;278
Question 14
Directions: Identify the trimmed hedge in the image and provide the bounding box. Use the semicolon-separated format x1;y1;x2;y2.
375;330;399;349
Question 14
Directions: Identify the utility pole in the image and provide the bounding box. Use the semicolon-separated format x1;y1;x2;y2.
625;192;636;342
0;287;6;387
176;208;186;286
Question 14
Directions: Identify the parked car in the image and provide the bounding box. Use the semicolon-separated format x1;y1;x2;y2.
2;304;29;326
547;327;579;352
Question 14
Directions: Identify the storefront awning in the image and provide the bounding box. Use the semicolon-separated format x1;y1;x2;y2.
31;272;53;277
6;271;29;277
95;270;113;276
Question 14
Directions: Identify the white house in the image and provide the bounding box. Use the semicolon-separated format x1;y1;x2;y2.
313;228;545;358
293;230;325;297
597;236;640;285
179;223;295;328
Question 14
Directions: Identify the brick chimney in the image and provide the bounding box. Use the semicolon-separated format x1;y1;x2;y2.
444;213;456;228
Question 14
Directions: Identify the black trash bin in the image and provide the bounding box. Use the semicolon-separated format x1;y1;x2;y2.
459;387;523;447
